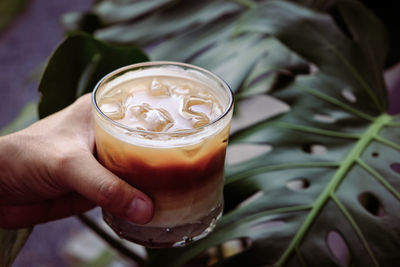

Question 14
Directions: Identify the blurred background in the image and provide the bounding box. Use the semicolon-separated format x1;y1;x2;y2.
1;0;400;266
0;1;89;128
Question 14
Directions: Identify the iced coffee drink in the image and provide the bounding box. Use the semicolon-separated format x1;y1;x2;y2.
92;62;233;248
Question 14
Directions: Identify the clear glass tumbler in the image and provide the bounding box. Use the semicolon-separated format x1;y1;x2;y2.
92;61;233;248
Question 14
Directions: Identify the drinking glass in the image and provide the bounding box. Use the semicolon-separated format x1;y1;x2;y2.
92;61;234;248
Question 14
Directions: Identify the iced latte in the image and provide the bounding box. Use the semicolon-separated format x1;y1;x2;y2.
92;62;233;247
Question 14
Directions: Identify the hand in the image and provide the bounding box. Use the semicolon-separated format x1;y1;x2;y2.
0;94;153;229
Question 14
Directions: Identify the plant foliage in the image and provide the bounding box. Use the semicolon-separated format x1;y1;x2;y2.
38;32;148;118
2;0;400;266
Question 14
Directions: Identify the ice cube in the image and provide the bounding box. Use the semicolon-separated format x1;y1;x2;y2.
192;115;210;128
171;85;190;95
126;104;149;121
102;88;130;105
180;96;214;118
145;108;174;131
99;88;128;120
126;103;174;132
99;101;125;120
188;97;214;116
150;79;170;97
179;96;214;128
198;90;213;99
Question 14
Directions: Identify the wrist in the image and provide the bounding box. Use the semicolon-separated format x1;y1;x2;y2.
0;133;25;187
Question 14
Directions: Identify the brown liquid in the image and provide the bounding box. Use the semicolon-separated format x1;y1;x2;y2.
95;122;229;226
94;70;232;247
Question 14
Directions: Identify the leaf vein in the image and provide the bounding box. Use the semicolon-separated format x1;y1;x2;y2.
357;159;400;201
226;162;340;185
331;194;379;267
297;84;375;122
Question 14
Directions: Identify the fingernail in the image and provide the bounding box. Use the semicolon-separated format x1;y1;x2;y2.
126;197;152;224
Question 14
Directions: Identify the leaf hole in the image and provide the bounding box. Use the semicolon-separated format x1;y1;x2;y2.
358;192;385;217
371;152;379;157
390;163;400;175
341;88;357;103
313;114;336;123
206;238;252;264
326;231;351;266
237;190;264;208
301;143;327;155
221;238;252;258
309;63;319;74
286;178;310;191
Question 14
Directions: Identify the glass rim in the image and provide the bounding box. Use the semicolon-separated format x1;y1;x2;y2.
92;61;234;135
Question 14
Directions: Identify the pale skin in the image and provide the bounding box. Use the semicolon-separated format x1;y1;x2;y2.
0;94;154;229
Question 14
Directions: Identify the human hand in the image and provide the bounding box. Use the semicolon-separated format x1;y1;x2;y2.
0;94;153;229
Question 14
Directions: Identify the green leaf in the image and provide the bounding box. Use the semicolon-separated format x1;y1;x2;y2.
64;0;308;95
140;1;400;266
54;0;400;266
94;0;176;25
238;0;388;112
0;0;28;33
94;0;245;46
0;228;32;267
38;32;148;118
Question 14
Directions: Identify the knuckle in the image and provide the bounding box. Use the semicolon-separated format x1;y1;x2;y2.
95;178;125;211
53;148;88;175
54;151;76;171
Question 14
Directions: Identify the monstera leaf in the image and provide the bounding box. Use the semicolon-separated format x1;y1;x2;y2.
63;0;311;95
4;0;400;266
59;0;400;266
63;0;400;266
139;1;400;266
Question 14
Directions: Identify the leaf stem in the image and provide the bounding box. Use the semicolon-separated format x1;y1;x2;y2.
77;214;146;266
295;246;307;267
226;162;340;185
330;194;379;267
273;121;361;139
224;204;312;227
275;113;391;266
374;135;400;151
386;121;400;127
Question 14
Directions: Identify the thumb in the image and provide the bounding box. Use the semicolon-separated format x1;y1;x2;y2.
57;152;153;224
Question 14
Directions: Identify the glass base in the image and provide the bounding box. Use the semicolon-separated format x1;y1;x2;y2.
102;202;223;248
